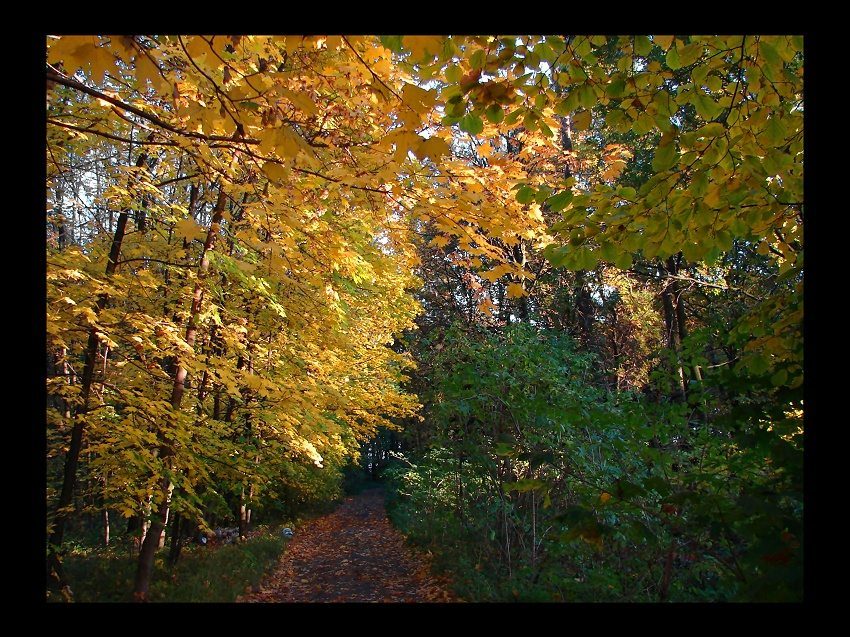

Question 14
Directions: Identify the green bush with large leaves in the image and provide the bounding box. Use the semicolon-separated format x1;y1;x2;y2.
387;324;801;601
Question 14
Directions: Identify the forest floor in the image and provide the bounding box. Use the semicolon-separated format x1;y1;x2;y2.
238;487;458;603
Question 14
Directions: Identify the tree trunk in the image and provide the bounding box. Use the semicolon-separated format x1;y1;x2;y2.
134;187;227;601
140;494;152;549
667;256;703;383
661;260;687;400
239;486;249;540
47;148;150;591
168;512;183;566
101;475;110;547
574;270;595;348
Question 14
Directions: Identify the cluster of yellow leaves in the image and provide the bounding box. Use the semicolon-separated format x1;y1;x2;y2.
46;33;803;524
46;34;448;522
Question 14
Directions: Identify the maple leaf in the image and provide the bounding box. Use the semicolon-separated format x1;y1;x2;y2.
506;282;525;298
416;137;451;161
402;83;437;115
174;218;206;241
402;36;444;61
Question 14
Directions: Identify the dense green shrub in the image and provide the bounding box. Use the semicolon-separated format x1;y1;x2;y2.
386;324;801;602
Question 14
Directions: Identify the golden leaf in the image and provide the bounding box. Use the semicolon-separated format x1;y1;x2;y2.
478;298;497;315
263;161;289;184
481;264;513;282
573;109;592;131
174;218;207;242
654;35;674;51
276;128;302;159
506;283;525;298
403;36;444;61
416;137;451;161
184;36;211;62
402;83;437;115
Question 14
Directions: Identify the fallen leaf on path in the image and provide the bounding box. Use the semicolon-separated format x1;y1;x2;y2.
238;488;460;603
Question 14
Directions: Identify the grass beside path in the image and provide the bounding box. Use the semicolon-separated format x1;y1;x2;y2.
56;527;289;602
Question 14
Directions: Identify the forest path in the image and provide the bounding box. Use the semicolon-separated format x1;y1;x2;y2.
238;487;457;603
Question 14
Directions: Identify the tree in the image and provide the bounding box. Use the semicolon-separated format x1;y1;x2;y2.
46;34;803;602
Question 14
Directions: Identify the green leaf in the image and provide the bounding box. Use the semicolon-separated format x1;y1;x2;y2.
484;103;504;124
505;108;524;125
535;41;556;63
693;93;723;120
748;354;770;375
679;43;703;67
771;369;788;386
516;185;535;204
666;46;682;70
543;244;570;268
470;49;486;70
445;64;461;84
634;35;652;56
643;476;671;496
459;113;484;136
530;451;556;470
573;248;598;270
534;186;552;204
691;64;709;85
652;142;678;172
606;77;626;98
577;84;596;109
632;112;656;135
606;109;627;129
546;190;574;212
759;40;782;67
554;505;595;526
697;122;726;138
503;479;548;493
682;241;708;263
613;252;633;269
379;36;404;53
445;96;466;117
764;116;787;146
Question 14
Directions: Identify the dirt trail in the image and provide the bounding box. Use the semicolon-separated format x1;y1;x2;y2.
239;487;457;603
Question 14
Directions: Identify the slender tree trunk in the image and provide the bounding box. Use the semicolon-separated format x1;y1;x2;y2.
134;187;227;601
127;514;141;557
239;486;249;540
512;241;530;322
661;282;687;400
168;512;183;566
610;304;623;391
659;543;676;601
100;475;110;547
47;148;151;591
139;494;152;550
667;256;703;383
246;481;254;527
574;270;595;348
158;487;173;549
